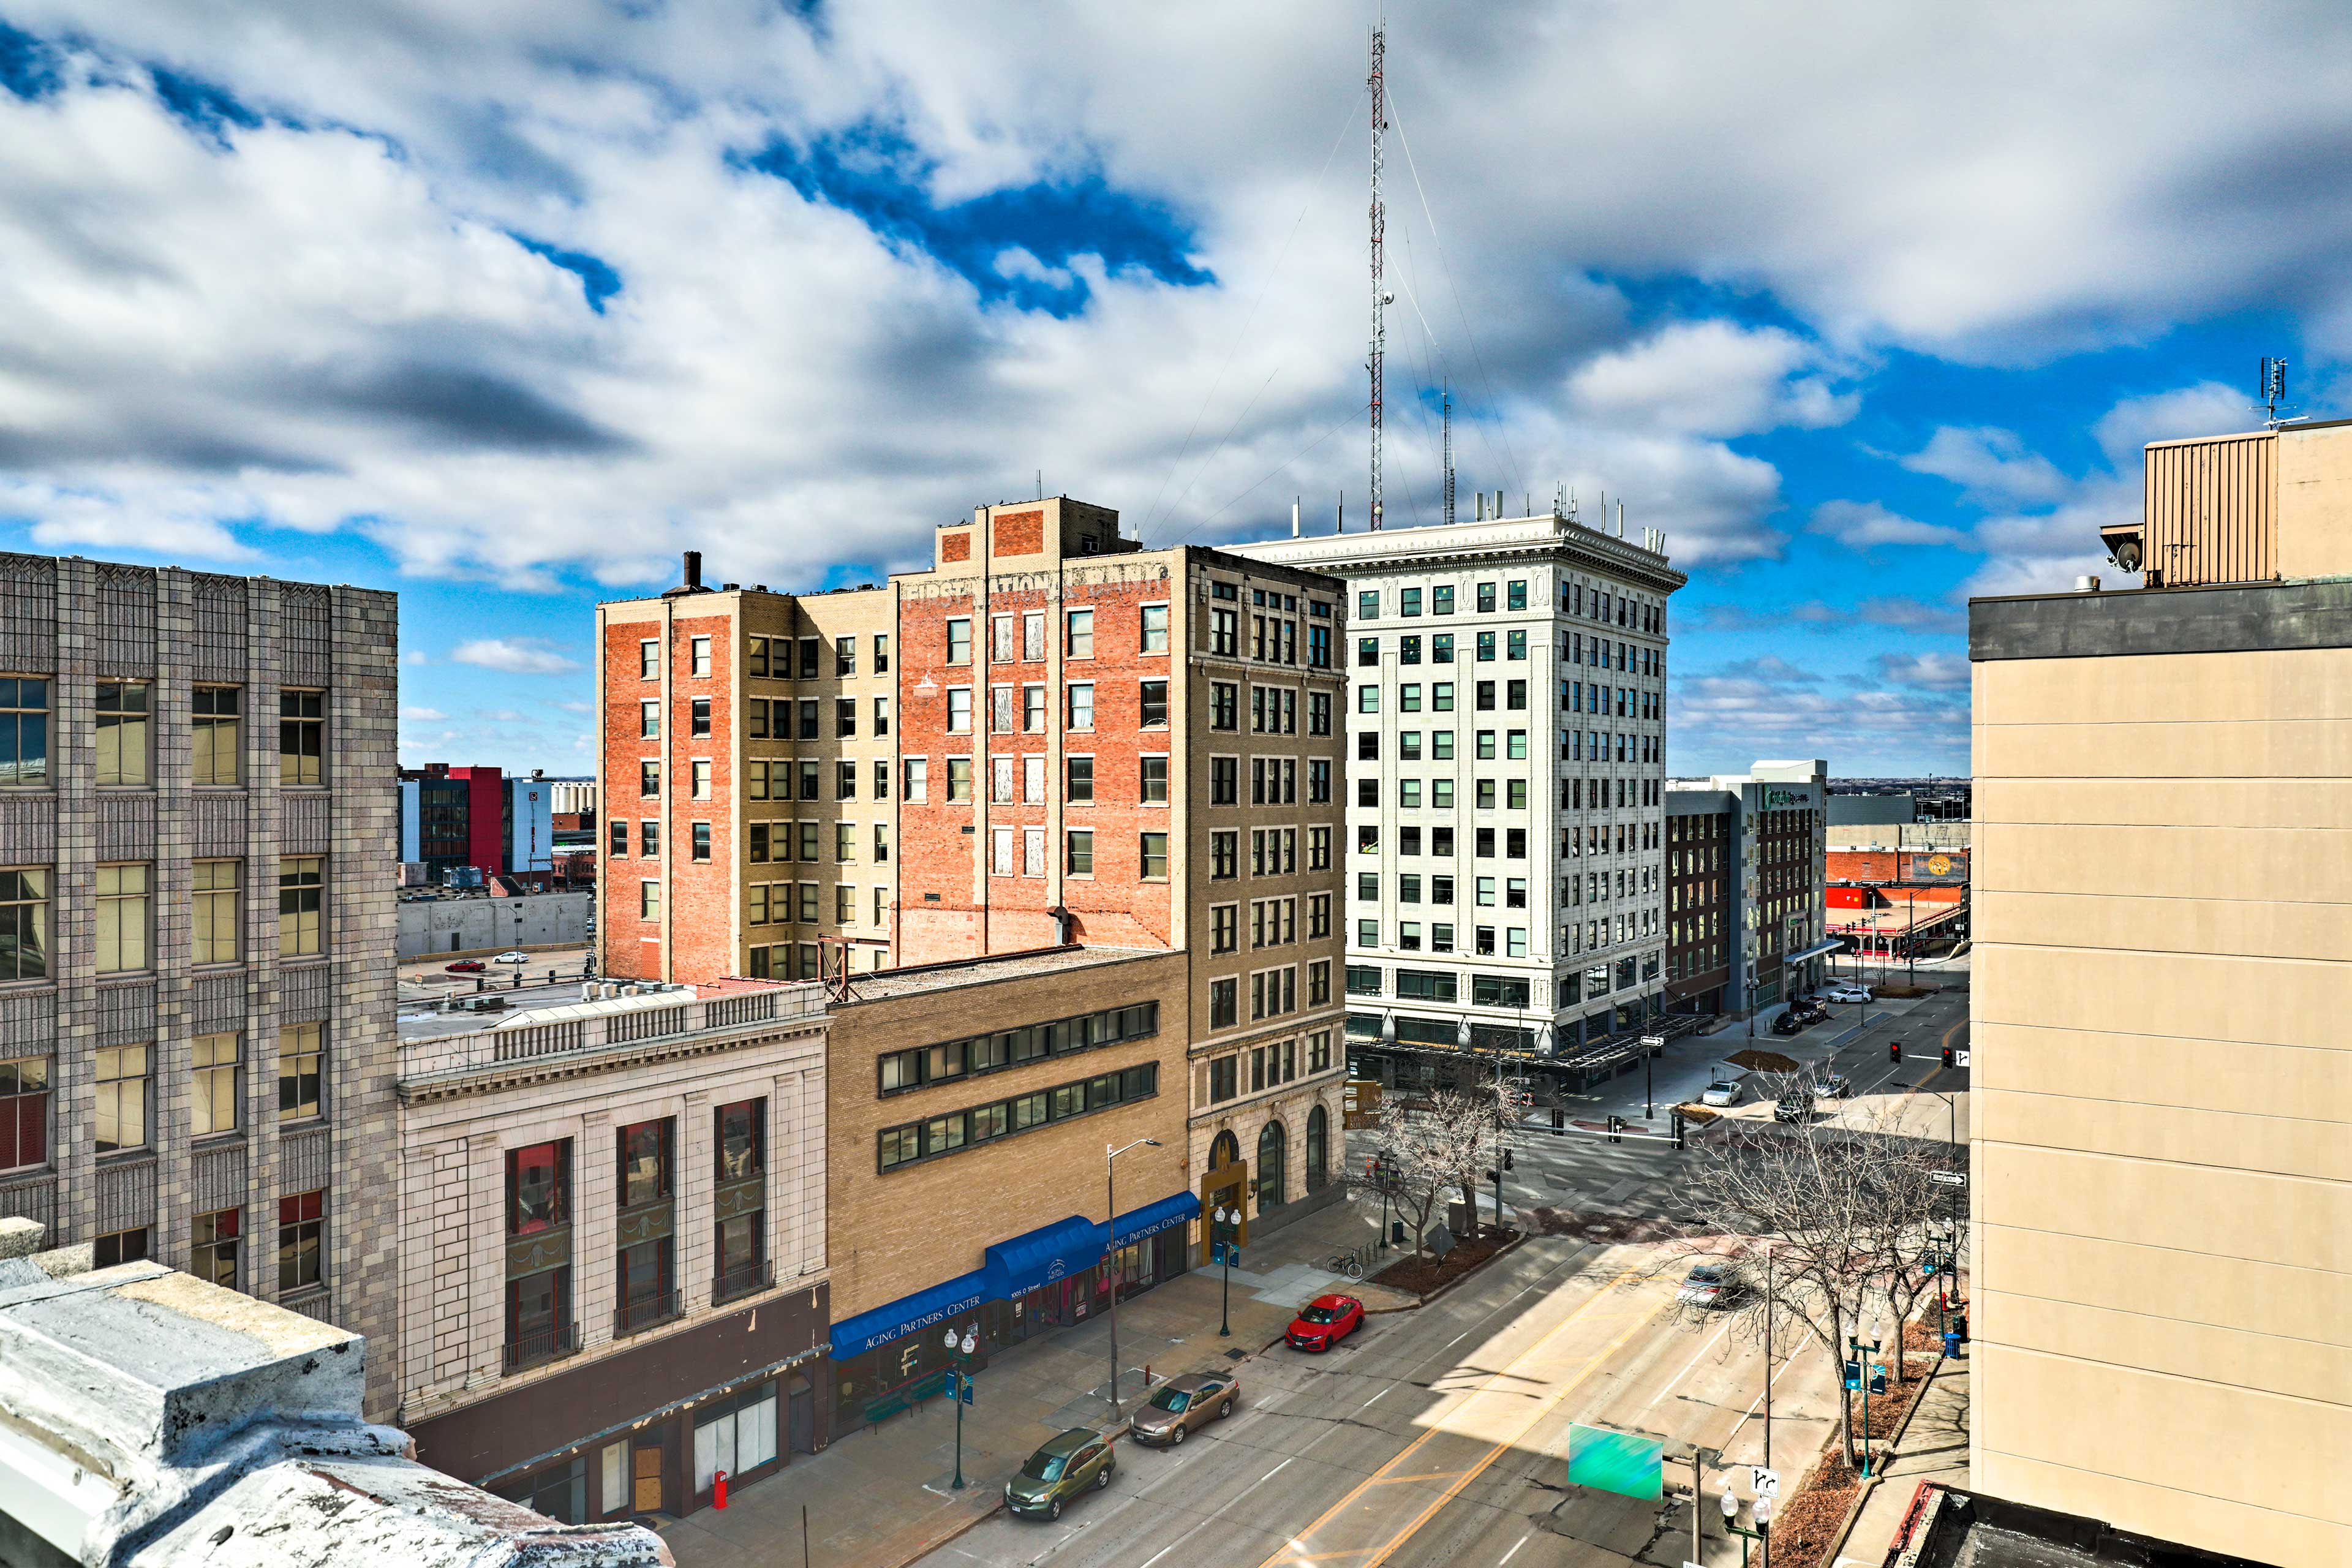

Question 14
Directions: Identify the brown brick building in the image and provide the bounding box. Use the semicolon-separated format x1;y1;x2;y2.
1664;791;1733;1014
888;500;1352;1238
594;559;894;985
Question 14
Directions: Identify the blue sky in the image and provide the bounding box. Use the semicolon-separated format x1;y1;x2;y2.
2;2;2348;776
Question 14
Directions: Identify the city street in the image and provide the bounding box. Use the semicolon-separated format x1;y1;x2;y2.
910;978;1969;1568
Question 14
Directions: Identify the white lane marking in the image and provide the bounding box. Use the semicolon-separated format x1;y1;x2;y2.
1499;1534;1531;1566
1362;1387;1390;1408
1139;1545;1178;1568
1723;1329;1815;1444
1649;1319;1732;1409
1443;1329;1472;1351
1264;1457;1294;1482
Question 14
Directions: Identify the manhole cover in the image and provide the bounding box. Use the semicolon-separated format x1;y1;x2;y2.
1225;1349;1248;1362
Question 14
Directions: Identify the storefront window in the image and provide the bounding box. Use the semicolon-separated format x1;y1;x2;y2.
693;1381;778;1497
1256;1121;1287;1209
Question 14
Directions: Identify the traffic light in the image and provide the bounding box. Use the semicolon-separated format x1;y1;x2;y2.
1941;1044;1955;1069
1502;1149;1515;1171
1888;1039;1901;1063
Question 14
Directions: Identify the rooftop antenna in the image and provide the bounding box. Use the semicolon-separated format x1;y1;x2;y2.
2260;356;2290;428
1367;20;1388;530
1442;383;1455;527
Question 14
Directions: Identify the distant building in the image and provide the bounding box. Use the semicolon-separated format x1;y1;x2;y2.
1663;761;1832;1016
399;766;563;886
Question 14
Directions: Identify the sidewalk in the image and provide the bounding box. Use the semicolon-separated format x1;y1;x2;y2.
662;1193;1409;1568
1836;1340;1970;1566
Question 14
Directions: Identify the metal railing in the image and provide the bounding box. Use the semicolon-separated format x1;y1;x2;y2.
402;981;827;1084
502;1321;581;1374
613;1289;682;1338
712;1259;774;1306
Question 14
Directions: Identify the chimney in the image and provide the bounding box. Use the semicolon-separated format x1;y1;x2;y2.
683;550;703;590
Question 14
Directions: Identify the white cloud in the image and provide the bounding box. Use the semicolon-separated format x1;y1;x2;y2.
1872;651;1969;689
1898;428;2071;507
1807;499;1968;549
402;650;428;666
2092;380;2257;466
451;637;579;674
399;705;446;720
1566;320;1855;439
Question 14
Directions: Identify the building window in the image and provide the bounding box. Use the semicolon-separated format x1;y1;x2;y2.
0;870;45;981
95;681;151;786
1141;603;1170;652
690;697;711;737
277;1189;325;1293
1211;682;1238;730
191;1033;239;1137
1359;686;1379;714
1211;831;1237;880
278;858;323;957
640;820;660;857
1140;679;1169;728
692;822;712;862
1067;829;1095;876
875;632;891;672
835;635;856;676
96;864;149;973
640;760;660;797
508;1140;569;1235
946;758;973;801
0;1057;48;1170
192;687;241;785
692;760;712;799
945;617;975;664
690;636;712;676
193;859;241;965
1209;979;1238;1030
946;687;972;733
639;640;660;678
1066;608;1095;658
1140;832;1169;881
192;1207;239;1289
95;1044;149;1153
1066;683;1095;731
1137;754;1171;805
279;691;324;785
94;1228;151;1268
836;698;857;738
0;679;49;786
903;756;928;802
619;1117;673;1210
277;1023;323;1122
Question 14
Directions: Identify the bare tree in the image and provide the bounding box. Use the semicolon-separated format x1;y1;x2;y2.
1659;1099;1946;1467
1346;1088;1506;1257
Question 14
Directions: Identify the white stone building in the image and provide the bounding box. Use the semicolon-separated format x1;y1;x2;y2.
1232;508;1684;1085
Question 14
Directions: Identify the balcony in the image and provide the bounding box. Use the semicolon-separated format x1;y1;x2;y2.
712;1258;774;1306
613;1289;682;1338
502;1321;580;1374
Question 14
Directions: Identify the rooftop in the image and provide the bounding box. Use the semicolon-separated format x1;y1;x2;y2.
1229;509;1686;589
832;943;1166;1004
399;978;823;1098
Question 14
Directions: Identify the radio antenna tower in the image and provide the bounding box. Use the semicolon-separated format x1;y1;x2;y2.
2260;356;2290;428
1368;22;1387;529
1441;382;1455;526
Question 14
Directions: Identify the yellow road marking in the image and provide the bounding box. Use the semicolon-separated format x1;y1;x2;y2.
1363;1470;1470;1486
1360;1292;1677;1568
1250;1267;1645;1568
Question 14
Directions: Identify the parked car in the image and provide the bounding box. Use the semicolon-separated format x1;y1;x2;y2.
443;959;485;973
1129;1372;1240;1447
1825;984;1873;1003
1285;1294;1365;1352
1817;1072;1853;1099
1005;1430;1115;1520
1770;1010;1806;1036
1677;1262;1744;1309
1700;1079;1743;1108
494;950;530;965
1774;1090;1815;1125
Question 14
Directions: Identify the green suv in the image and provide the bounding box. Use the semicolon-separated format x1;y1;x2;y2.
1005;1428;1115;1520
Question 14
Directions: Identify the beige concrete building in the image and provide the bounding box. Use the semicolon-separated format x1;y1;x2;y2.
393;978;830;1522
1971;419;2352;1567
595;558;896;987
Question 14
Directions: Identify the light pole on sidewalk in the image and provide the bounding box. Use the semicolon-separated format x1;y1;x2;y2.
1848;1317;1888;1477
941;1325;976;1489
1105;1138;1161;1418
1211;1203;1243;1337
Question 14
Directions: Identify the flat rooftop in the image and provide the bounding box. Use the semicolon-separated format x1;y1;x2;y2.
834;944;1166;1003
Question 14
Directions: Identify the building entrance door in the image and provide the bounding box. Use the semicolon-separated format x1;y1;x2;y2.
631;1438;665;1513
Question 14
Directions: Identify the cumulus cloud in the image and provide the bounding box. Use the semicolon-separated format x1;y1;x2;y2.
1898;427;2071;507
1872;651;1969;688
2092;380;2258;465
1807;499;1969;549
451;637;579;674
1566;320;1855;439
399;705;447;721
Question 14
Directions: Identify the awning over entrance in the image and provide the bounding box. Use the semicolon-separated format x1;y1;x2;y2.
1786;939;1842;965
982;1214;1107;1300
827;1268;988;1360
1112;1191;1198;1248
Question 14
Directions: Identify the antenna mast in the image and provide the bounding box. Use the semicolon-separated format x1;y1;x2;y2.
1368;22;1387;530
2261;356;2290;428
1441;382;1455;527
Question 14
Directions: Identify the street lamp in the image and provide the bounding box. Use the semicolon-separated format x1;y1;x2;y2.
1105;1138;1161;1417
942;1324;978;1489
1211;1203;1243;1337
1847;1316;1888;1477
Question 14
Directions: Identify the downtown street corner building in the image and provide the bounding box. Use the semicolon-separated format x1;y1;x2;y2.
1232;508;1686;1098
0;556;404;1409
1663;761;1833;1019
1970;419;2352;1564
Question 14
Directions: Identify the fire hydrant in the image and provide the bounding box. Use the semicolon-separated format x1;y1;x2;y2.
713;1469;728;1509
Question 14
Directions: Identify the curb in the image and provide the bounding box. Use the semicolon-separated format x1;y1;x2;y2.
1819;1346;1951;1566
1359;1231;1528;1314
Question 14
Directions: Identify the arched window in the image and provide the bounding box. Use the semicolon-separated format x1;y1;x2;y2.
1255;1120;1287;1210
1305;1105;1328;1192
1209;1130;1241;1170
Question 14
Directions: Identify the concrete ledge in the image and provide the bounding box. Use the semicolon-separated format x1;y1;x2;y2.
1970;575;2352;662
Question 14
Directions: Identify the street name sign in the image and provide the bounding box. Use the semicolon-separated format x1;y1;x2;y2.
1931;1170;1967;1187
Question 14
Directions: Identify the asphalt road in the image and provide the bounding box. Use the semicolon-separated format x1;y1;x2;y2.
916;974;1969;1568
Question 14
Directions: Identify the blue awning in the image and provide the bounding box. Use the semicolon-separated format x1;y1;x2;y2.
984;1214;1107;1300
1112;1191;1199;1248
827;1268;989;1360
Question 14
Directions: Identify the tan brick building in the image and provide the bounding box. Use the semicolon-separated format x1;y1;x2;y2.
889;500;1352;1243
594;557;895;986
1970;418;2352;1566
820;946;1191;1426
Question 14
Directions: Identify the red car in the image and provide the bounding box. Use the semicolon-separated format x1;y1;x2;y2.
444;959;486;973
1286;1294;1364;1352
